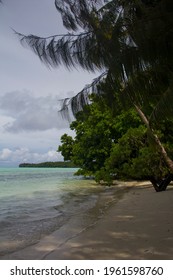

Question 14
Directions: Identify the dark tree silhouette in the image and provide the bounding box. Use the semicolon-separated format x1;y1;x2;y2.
16;0;173;190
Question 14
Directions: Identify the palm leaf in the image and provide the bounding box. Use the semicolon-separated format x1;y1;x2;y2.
15;0;173;125
54;0;113;31
16;30;104;71
59;71;107;119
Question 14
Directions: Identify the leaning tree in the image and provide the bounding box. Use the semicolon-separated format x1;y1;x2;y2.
17;0;173;191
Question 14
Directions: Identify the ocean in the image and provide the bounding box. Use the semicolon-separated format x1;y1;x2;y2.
0;167;120;257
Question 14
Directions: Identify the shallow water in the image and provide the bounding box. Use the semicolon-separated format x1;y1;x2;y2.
0;167;118;256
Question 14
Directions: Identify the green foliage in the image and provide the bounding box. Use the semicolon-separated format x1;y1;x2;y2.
58;95;173;184
102;126;169;181
18;0;173;185
58;96;118;175
58;134;74;161
67;98;117;175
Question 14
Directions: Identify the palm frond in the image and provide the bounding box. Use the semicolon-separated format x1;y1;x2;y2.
59;71;107;119
16;30;108;71
54;0;110;31
54;0;90;31
15;0;173;127
15;1;121;71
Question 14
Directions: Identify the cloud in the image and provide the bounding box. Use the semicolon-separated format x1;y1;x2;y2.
0;148;12;160
0;147;62;164
0;90;69;132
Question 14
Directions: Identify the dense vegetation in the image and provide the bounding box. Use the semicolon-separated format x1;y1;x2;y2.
19;0;173;191
58;95;173;185
19;162;77;168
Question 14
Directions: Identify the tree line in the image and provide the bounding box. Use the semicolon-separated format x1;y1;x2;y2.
19;161;78;168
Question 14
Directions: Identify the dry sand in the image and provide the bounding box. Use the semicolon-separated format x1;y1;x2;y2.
1;181;173;260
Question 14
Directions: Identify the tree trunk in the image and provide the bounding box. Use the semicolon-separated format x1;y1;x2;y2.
149;174;173;192
134;104;173;191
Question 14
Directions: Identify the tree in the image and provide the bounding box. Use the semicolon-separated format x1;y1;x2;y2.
59;95;121;176
58;133;74;161
58;96;173;189
18;0;173;190
96;126;171;186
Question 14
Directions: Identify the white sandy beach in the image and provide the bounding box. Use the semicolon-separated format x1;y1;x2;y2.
1;181;173;260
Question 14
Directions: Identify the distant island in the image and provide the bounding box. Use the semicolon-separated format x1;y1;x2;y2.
19;161;78;168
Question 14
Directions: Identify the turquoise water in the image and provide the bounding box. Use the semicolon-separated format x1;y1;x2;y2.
0;167;101;255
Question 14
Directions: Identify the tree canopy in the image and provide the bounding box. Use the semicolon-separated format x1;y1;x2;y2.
17;0;173;190
18;0;173;126
58;95;173;188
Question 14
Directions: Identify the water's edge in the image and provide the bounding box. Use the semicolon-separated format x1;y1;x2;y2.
0;184;130;259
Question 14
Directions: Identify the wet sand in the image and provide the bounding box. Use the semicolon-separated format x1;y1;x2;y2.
1;181;173;260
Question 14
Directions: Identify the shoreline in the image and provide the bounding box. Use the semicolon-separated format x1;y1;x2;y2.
1;181;173;260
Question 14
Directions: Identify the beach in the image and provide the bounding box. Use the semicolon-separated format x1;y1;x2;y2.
1;180;173;260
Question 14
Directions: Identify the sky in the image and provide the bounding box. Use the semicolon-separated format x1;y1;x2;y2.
0;0;97;166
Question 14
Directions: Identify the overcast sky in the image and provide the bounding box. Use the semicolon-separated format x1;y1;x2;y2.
0;0;97;166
